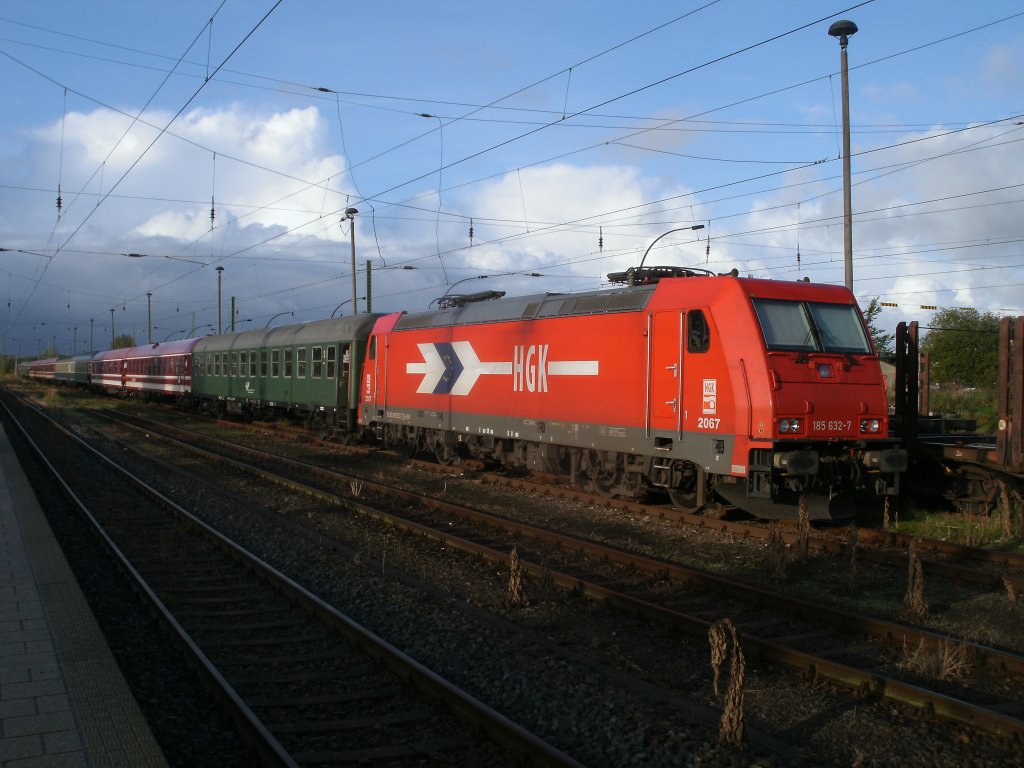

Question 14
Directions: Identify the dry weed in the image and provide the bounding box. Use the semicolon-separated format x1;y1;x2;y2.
507;546;527;607
708;619;745;745
902;538;928;621
899;637;974;681
767;525;788;582
847;523;858;595
797;495;810;561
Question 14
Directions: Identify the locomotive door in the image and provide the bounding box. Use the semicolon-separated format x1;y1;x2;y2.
648;311;684;437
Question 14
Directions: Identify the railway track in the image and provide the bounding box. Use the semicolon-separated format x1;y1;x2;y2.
118;399;1024;595
0;392;583;768
77;402;1024;742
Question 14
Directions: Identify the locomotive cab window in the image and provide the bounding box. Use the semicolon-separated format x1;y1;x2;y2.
686;310;710;353
752;299;871;355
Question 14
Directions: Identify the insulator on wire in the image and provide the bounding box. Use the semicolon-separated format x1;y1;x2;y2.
599;226;604;252
469;218;474;246
56;185;62;215
210;198;216;229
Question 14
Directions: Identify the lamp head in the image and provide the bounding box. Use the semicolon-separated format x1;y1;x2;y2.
828;19;858;46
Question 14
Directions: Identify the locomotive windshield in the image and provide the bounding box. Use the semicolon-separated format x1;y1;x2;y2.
752;299;872;354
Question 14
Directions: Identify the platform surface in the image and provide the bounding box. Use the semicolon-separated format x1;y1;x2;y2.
0;422;167;767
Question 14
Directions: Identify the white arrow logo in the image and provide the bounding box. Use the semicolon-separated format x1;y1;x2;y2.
406;341;598;396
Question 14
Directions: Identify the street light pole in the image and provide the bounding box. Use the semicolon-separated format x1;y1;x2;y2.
829;19;858;292
110;308;115;348
147;292;152;344
637;225;706;271
345;208;358;315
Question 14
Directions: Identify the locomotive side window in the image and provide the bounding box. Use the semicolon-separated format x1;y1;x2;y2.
326;346;337;379
686;310;710;353
271;349;280;377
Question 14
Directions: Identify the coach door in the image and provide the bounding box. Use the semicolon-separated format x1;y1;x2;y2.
647;311;684;438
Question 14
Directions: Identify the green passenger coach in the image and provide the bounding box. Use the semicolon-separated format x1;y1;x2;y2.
192;315;380;432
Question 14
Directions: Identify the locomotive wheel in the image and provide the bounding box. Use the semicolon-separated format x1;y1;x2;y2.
585;449;620;497
435;442;457;466
668;487;698;509
668;464;699;509
406;430;424;458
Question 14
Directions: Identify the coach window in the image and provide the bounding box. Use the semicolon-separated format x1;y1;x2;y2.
230;353;238;377
297;346;307;379
271;349;280;377
686;310;711;354
260;349;268;377
312;346;323;378
239;351;247;376
284;348;293;378
326;346;337;379
249;351;257;377
342;344;351;378
214;354;221;376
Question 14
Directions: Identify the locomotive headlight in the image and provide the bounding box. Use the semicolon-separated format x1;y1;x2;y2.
860;418;881;433
779;418;803;434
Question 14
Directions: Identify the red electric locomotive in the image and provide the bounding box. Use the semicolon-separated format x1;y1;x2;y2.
359;270;906;520
90;338;199;399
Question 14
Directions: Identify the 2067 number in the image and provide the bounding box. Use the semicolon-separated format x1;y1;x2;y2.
697;417;721;430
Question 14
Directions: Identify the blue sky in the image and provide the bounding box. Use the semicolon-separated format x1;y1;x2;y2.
1;0;1022;355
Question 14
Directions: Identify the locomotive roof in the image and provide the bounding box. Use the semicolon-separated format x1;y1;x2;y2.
394;284;657;331
194;313;381;353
